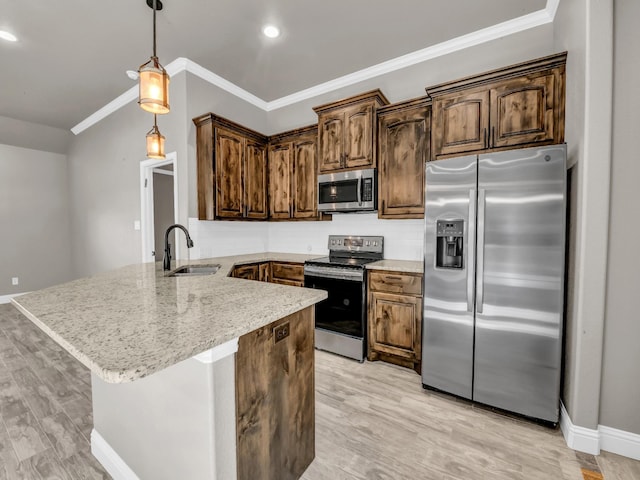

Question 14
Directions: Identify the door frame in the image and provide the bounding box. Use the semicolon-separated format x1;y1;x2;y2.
140;152;179;264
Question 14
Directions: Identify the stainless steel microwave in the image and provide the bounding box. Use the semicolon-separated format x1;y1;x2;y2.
317;168;377;213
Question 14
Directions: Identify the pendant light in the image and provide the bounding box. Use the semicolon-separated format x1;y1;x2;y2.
146;115;165;159
138;0;170;114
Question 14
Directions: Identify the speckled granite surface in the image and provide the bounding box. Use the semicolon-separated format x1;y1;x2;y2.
367;259;423;274
11;253;326;384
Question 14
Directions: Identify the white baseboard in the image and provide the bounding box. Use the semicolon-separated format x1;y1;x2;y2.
560;402;640;460
599;425;640;461
0;292;31;304
560;402;600;455
91;429;140;480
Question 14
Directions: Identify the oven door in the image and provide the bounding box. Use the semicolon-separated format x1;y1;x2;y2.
304;272;365;339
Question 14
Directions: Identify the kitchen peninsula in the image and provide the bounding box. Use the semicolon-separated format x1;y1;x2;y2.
11;253;327;480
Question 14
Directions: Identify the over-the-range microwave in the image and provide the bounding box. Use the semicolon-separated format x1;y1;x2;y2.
317;168;377;213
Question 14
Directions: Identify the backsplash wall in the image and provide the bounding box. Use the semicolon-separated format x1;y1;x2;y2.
190;214;423;261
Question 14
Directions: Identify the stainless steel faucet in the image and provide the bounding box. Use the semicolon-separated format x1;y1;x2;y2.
163;224;194;271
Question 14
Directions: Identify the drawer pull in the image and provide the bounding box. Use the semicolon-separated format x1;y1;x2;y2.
385;275;403;280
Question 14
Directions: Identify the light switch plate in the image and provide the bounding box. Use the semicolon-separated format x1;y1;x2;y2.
11;277;19;285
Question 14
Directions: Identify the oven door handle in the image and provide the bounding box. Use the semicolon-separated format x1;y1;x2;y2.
304;268;364;282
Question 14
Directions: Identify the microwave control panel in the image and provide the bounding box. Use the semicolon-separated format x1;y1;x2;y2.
362;178;373;201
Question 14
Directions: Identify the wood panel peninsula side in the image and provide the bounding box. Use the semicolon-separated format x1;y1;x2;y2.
11;253;327;480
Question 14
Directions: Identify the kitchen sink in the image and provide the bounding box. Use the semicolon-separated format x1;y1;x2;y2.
167;264;222;277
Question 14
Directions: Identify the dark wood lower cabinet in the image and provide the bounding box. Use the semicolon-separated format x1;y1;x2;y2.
231;263;260;280
231;261;304;286
270;262;304;287
235;307;315;480
367;271;423;374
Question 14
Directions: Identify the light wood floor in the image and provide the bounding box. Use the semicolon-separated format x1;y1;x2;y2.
1;303;638;480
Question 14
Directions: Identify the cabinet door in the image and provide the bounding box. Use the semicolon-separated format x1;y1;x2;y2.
215;128;244;218
259;262;270;282
245;140;268;219
317;112;344;173
271;262;304;284
292;137;318;219
378;106;429;218
432;89;490;158
344;103;374;169
369;291;422;362
268;143;293;219
490;71;556;148
233;264;259;280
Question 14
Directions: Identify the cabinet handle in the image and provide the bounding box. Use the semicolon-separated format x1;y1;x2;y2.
483;128;488;148
491;126;495;148
385;275;403;281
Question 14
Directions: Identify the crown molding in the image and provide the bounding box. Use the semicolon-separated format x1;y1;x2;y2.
71;0;559;135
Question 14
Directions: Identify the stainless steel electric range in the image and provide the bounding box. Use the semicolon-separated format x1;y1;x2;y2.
304;235;384;362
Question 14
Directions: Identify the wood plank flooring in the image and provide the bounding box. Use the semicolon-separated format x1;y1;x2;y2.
1;302;639;480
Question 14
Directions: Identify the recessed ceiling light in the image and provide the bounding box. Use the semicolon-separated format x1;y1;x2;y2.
126;70;140;80
0;31;18;42
262;25;280;38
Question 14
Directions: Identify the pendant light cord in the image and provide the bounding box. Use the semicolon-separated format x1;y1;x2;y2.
152;0;157;58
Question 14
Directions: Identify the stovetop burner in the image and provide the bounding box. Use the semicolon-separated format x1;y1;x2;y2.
304;235;384;271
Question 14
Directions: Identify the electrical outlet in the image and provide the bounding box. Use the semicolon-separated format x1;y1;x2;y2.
134;220;141;231
273;322;290;344
11;277;19;286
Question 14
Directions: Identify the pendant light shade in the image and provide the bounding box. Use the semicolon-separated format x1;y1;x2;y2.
139;57;170;114
146;116;165;159
138;0;170;114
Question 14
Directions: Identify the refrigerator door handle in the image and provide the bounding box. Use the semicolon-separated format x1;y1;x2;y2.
467;189;476;312
476;189;486;314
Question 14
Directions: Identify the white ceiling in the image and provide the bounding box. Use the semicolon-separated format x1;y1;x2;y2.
0;0;547;132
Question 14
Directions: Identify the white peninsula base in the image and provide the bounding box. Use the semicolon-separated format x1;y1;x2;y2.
90;339;239;480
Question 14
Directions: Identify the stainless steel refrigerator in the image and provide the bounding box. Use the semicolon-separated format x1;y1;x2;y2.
421;144;566;423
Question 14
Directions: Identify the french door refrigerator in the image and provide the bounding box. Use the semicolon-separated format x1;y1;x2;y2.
421;144;566;423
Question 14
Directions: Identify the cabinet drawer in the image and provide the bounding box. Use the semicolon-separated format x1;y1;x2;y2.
271;262;304;282
368;271;422;296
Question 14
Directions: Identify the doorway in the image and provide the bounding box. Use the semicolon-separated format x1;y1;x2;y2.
140;152;179;264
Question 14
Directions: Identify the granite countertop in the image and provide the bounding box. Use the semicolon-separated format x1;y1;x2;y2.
11;253;326;384
367;259;423;274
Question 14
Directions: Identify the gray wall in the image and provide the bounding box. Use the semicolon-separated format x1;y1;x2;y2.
0;144;72;296
599;0;640;435
0;116;72;155
554;0;614;432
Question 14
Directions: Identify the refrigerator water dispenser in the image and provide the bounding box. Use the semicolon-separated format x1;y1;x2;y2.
436;219;464;269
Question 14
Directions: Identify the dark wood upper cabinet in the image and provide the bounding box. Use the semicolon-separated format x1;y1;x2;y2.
377;97;431;219
244;140;268;219
314;90;389;173
268;142;293;220
268;125;319;221
291;136;318;219
317;114;344;173
490;71;557;148
432;88;490;157
427;52;566;160
215;127;245;218
193;113;268;220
